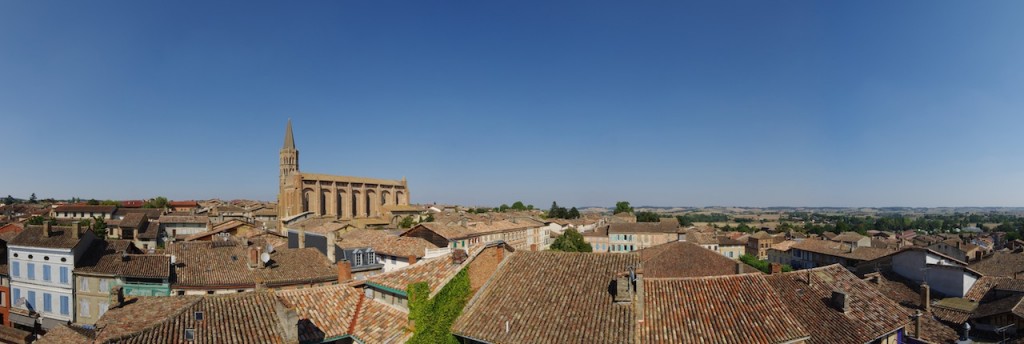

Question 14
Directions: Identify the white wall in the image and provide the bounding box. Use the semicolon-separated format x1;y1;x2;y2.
891;249;977;298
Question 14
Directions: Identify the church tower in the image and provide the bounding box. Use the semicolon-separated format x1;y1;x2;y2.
280;119;299;184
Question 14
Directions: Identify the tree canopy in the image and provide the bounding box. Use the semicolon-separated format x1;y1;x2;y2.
549;228;592;252
143;196;168;209
635;211;661;222
614;201;633;214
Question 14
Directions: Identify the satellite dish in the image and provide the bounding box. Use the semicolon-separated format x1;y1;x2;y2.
265;243;275;254
260;252;271;264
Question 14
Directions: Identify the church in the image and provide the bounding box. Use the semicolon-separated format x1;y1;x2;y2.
277;120;412;224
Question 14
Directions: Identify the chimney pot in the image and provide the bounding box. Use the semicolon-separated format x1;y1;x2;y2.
769;263;782;274
42;222;51;238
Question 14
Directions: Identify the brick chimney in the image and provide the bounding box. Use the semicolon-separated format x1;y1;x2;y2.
830;290;850;314
109;285;125;308
921;282;931;312
72;222;81;239
613;273;632;304
42;222;51;238
337;260;352;282
530;244;537;252
407;255;417;265
769;263;782;274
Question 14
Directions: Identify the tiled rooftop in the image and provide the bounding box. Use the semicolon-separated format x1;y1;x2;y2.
638;241;758;278
453;252;639;344
764;265;912;344
791;239;895;262
76;240;170;279
167;240;336;289
641;275;810;343
277;284;409;343
969;251;1024;277
9;224;87;249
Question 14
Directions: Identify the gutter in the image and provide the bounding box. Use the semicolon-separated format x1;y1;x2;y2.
364;281;408;297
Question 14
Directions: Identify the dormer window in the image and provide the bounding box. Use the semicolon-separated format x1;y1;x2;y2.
184;329;195;341
194;311;204;321
354;249;363;266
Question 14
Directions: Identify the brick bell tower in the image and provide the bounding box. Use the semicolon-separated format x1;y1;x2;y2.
278;119;300;225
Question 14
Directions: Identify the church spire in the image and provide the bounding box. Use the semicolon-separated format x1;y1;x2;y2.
283;118;296;150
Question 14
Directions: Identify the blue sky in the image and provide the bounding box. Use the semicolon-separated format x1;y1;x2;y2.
2;1;1023;207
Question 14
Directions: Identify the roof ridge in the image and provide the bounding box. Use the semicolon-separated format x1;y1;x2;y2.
100;296;203;342
347;292;366;335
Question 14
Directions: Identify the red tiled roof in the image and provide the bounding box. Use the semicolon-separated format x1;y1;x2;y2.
35;324;92;344
277;284;410;343
638;241;758;278
54;204;117;214
94;293;295;343
641;275;810;343
167;241;335;289
452;252;639;344
764;265;913;344
9;225;87;249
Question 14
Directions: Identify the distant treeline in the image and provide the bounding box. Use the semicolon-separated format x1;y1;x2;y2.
676;213;730;226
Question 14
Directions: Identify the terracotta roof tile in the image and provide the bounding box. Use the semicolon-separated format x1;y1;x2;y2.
35;324;93;344
764;265;913;344
9;225;87;249
641;275;810;343
969;251;1024;277
452;252;639;344
54;204;117;214
791;239;895;262
638;241;758;278
277;284;409;343
167;241;336;289
94;292;295;343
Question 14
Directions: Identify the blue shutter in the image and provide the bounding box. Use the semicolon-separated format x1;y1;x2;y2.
60;296;69;315
26;291;35;309
27;263;34;280
11;262;18;278
43;265;51;282
12;288;19;304
60;267;69;285
43;293;52;312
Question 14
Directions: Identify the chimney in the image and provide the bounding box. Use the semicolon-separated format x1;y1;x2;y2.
736;262;743;274
337;260;352;282
42;222;51;238
326;232;336;262
109;286;125;308
830;290;850;314
913;310;923;339
613;274;632;304
298;229;306;248
407;255;417;265
921;283;931;312
770;263;782;275
72;222;81;239
530;244;537;252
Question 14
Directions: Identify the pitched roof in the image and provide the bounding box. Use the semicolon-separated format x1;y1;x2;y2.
167;241;335;289
157;215;209;224
94;292;296;343
118;213;148;229
54;204;117;214
277;284;409;343
338;229;440;258
605;221;679;234
866;272;960;343
971;294;1024;319
411;219;541;240
791;239;895;262
452;251;639;344
969;251;1024;277
35;324;93;344
76;241;170;279
638;241;758;278
831;232;867;243
113;208;163;219
365;252;465;295
9;225;86;249
640;275;810;344
764;265;913;344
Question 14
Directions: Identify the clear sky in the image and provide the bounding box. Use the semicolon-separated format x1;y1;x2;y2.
1;1;1023;208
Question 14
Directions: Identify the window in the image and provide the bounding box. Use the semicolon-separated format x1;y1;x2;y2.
99;279;109;292
354;251;363;266
26;263;34;280
43;293;52;312
60;267;69;285
11;262;18;278
184;329;195;341
80;278;89;292
99;302;109;316
60;296;69;315
26;291;35;309
0;291;4;306
80;300;90;315
12;289;19;305
194;311;204;321
43;265;51;282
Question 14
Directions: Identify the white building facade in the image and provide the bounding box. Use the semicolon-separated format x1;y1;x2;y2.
8;224;94;330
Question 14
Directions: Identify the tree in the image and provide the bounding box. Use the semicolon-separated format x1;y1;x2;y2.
567;207;581;219
100;200;120;206
27;216;46;225
144;196;168;209
399;216;416;229
3;195;13;205
614;201;633;214
550;228;593;252
526;204;534;211
498;204;510;212
424;214;435;223
511;201;527;211
636;211;660;222
547;201;568;219
29;193;37;203
92;216;108;237
86;199;100;205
